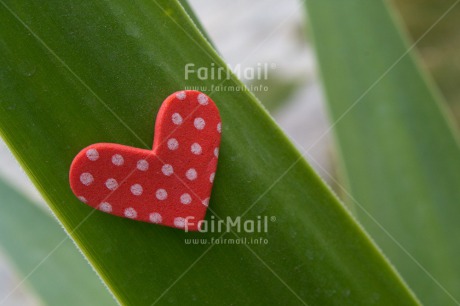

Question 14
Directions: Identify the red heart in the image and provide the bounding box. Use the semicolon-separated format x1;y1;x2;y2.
69;90;221;231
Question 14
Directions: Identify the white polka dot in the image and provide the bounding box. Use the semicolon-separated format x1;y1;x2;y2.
186;168;197;181
162;164;174;176
156;189;168;200
176;91;186;100
191;143;202;155
214;147;219;158
80;173;94;186
99;202;112;212
124;207;137;219
105;178;118;191
174;217;186;228
172;113;183;125
197;93;209;105
167;138;179;150
130;184;143;196
137;159;149;171
202;198;209;207
180;193;192;204
194;117;205;130
78;196;87;203
210;173;215;183
86;149;99;161
112;154;124;166
217;122;222;133
149;212;162;223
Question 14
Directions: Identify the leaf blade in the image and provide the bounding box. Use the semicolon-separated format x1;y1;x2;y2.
304;0;460;304
0;0;419;305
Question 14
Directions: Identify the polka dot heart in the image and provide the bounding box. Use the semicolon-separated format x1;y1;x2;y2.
69;90;221;231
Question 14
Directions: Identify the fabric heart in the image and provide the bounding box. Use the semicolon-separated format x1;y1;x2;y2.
69;90;221;231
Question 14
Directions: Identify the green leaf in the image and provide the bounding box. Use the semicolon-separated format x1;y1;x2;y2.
304;0;460;305
0;177;115;305
0;0;419;305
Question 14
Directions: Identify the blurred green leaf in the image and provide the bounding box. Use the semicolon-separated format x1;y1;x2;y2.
305;0;460;305
0;177;115;305
0;0;419;305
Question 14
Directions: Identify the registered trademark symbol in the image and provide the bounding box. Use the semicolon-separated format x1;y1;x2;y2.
270;216;276;222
